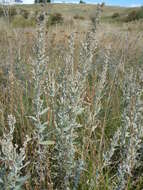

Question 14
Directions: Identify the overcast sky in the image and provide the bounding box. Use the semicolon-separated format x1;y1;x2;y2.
21;0;143;7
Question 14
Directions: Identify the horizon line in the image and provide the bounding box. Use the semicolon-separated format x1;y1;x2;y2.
0;0;142;7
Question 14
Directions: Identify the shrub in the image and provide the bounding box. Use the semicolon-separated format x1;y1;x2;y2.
126;10;139;21
19;9;29;19
125;8;143;22
47;13;64;26
73;14;85;20
137;7;143;18
112;12;120;19
0;7;3;17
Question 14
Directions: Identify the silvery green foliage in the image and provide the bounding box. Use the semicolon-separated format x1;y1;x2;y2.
33;12;47;120
79;30;98;77
114;69;143;190
103;127;121;167
52;33;85;190
86;52;109;189
79;4;103;73
80;7;107;132
73;159;84;190
0;115;30;190
45;69;56;99
103;68;143;189
93;58;108;127
30;12;53;183
32;12;48;141
102;50;127;168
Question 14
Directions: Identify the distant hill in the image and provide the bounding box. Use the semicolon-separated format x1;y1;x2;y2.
0;3;140;23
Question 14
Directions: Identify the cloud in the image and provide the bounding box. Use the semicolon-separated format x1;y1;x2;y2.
53;0;79;3
129;4;141;7
22;0;34;4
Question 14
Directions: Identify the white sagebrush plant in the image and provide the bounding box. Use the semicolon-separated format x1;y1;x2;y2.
51;13;106;187
114;69;143;190
0;115;30;190
85;50;109;190
29;11;54;187
50;32;86;190
79;4;103;77
32;12;49;145
103;68;143;189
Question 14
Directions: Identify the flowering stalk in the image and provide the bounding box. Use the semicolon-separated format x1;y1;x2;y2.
30;11;53;188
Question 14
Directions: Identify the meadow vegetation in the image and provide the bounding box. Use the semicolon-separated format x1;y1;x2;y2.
0;3;143;190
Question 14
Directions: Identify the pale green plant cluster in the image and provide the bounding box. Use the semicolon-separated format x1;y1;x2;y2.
0;115;30;190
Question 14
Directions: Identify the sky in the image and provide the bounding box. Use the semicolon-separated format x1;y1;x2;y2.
52;0;143;7
7;0;143;7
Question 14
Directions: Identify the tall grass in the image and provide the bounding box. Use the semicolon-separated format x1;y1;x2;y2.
0;3;143;190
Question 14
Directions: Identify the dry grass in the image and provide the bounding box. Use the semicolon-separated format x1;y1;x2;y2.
0;4;143;190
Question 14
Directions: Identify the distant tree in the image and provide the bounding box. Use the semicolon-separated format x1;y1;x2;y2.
79;0;85;4
112;12;120;19
35;0;51;3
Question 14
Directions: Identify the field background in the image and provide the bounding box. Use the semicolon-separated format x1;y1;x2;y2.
0;3;143;190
